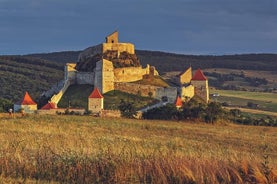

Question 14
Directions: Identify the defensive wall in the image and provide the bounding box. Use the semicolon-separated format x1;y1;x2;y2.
102;43;135;55
37;108;86;115
114;82;159;97
114;66;148;82
114;82;178;103
78;42;134;63
41;80;65;98
49;79;71;105
76;72;94;85
100;110;121;118
155;87;178;103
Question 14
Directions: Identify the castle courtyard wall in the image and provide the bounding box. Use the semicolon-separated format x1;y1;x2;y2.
76;72;94;85
114;67;148;82
155;87;177;103
102;43;135;54
114;82;159;97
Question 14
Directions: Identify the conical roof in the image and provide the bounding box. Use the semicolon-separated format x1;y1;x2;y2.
191;68;207;81
175;96;183;108
41;102;57;110
15;91;37;105
89;87;104;98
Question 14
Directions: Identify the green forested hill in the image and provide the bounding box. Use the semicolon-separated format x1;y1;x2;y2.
0;56;63;102
26;51;81;64
27;50;277;73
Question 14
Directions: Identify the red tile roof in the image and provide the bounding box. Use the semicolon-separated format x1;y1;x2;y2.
15;92;37;105
175;96;183;108
41;102;57;110
191;68;207;81
89;87;104;98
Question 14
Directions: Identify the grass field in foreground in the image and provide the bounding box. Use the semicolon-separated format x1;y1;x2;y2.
210;89;277;112
0;114;276;183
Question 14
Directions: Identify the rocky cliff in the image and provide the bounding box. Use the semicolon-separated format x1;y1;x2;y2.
75;50;141;72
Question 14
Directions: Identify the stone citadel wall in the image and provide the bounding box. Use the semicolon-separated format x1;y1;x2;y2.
114;83;178;103
102;43;135;55
114;82;159;97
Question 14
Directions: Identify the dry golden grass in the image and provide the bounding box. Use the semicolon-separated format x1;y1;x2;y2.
0;114;276;183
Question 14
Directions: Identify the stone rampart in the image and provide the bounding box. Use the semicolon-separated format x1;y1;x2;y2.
65;63;77;81
100;110;121;118
41;80;65;98
114;67;147;82
50;79;71;104
76;72;94;85
155;87;177;103
114;82;159;97
103;43;135;54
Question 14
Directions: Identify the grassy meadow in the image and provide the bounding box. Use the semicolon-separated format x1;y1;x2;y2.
210;89;277;113
0;114;276;183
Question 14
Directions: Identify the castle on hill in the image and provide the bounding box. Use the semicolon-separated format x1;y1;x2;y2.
18;31;209;114
63;31;159;94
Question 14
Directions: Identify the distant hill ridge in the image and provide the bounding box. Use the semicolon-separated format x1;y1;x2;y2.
26;50;277;73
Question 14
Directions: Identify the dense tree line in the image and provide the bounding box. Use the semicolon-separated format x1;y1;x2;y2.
0;98;13;112
229;109;277;127
141;98;225;123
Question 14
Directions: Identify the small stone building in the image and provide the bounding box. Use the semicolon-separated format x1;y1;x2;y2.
179;68;209;103
14;92;37;113
88;87;104;114
191;68;209;103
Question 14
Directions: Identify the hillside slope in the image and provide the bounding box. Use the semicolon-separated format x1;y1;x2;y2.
27;50;277;73
0;56;63;102
1;50;276;104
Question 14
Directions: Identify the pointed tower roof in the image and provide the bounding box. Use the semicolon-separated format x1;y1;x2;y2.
191;68;207;81
41;102;57;110
89;87;104;98
15;92;37;105
175;96;183;108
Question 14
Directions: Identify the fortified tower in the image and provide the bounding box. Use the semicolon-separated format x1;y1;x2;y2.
191;68;209;103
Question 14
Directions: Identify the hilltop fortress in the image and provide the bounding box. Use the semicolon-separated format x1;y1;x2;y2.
43;31;209;112
66;31;158;94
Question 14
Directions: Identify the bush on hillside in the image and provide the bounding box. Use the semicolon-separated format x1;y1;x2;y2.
0;98;13;113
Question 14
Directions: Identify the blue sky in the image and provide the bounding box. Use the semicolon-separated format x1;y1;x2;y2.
0;0;276;55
